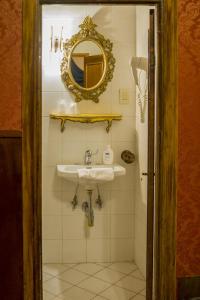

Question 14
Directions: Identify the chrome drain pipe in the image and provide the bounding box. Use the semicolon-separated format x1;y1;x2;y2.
82;190;94;227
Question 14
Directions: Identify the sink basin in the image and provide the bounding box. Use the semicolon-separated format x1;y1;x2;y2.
57;164;126;187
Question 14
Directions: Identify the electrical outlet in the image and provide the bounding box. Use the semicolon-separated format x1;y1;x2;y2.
119;88;129;104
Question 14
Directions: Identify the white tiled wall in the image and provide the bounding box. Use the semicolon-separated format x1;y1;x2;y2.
42;5;136;263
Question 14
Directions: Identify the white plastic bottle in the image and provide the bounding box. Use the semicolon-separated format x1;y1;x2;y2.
103;145;114;165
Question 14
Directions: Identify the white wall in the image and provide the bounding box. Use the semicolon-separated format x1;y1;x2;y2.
134;6;151;277
42;5;137;263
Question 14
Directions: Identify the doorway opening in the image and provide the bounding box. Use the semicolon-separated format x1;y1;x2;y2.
22;1;177;299
41;4;156;300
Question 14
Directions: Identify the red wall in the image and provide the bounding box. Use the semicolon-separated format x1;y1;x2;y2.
177;0;200;277
0;0;200;278
0;0;22;130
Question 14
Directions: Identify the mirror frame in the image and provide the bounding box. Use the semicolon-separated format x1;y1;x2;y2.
61;16;116;102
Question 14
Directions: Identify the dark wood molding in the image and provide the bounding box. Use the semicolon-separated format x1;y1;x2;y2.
22;0;42;299
155;0;177;299
0;130;22;138
146;9;156;300
177;276;200;299
0;135;23;300
41;0;161;4
22;1;177;300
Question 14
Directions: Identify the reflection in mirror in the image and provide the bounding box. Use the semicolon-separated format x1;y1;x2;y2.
70;41;104;89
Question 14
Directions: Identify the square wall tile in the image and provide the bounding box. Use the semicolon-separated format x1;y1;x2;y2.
42;91;73;117
42;61;66;92
61;178;77;192
111;214;133;238
111;238;134;261
63;214;86;239
42;190;62;216
85;123;111;144
110;189;134;214
86;214;110;239
63;239;86;263
42;117;62;145
61;122;86;143
62;140;86;165
42;137;62;167
43;216;62;239
87;239;110;262
61;190;84;215
111;165;135;190
42;166;62;192
77;89;112;115
42;240;62;263
92;189;111;215
111;117;135;143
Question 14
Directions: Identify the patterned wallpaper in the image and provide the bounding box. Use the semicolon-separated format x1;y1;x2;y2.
0;0;22;130
177;0;200;277
0;0;199;277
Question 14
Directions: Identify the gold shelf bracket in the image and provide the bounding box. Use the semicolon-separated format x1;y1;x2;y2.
50;113;122;133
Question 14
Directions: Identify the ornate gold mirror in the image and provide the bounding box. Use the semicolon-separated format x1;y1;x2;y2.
61;16;115;103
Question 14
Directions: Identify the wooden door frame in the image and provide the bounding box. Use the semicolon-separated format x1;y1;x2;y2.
22;0;177;299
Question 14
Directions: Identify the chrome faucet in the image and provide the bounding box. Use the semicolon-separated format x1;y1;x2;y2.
84;149;98;165
85;149;93;165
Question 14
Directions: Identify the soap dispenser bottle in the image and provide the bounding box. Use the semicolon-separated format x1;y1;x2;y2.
103;145;114;165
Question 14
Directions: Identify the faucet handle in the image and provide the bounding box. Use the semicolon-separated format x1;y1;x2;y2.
85;149;92;154
92;149;99;156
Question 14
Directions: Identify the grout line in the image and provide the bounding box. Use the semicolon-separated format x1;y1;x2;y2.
43;262;146;299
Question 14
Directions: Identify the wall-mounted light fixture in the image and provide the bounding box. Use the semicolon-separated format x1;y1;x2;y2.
50;26;64;53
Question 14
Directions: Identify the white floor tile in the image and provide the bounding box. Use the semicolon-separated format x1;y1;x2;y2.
43;272;53;282
78;277;111;294
94;268;125;284
43;264;72;276
101;285;135;300
43;277;72;296
43;290;55;300
108;262;137;275
63;239;86;263
130;270;145;280
132;295;145;300
74;263;103;275
140;289;146;296
116;276;145;293
56;286;95;300
58;268;89;285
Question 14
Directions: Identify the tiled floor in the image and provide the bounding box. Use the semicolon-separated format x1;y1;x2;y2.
43;262;146;300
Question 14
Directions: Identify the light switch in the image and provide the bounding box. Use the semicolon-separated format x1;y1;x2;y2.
119;88;129;104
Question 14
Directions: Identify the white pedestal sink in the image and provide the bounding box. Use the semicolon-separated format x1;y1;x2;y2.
57;164;126;227
57;164;126;189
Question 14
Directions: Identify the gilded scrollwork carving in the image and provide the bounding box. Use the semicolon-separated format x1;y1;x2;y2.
61;16;115;103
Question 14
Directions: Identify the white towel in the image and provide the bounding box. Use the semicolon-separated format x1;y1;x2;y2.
78;167;114;181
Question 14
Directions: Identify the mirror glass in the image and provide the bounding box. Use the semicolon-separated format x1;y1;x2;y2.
70;40;105;89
